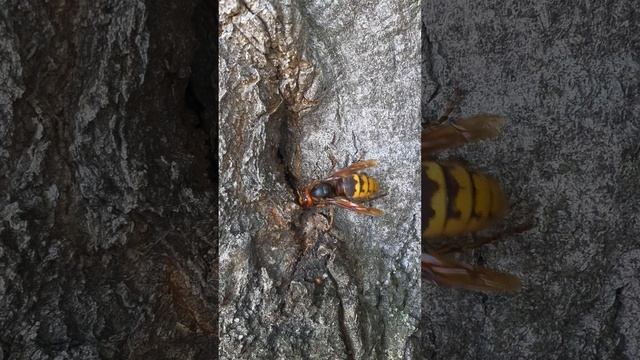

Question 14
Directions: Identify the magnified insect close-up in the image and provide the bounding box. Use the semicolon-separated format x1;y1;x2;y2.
421;106;529;294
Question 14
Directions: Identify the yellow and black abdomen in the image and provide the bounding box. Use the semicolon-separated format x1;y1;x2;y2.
422;161;507;238
340;173;379;201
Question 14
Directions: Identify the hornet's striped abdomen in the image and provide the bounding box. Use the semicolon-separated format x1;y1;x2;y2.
422;161;507;238
342;173;379;200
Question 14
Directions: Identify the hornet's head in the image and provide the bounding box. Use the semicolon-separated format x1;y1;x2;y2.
297;188;314;208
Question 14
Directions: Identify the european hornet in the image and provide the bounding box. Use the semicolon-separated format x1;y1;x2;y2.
422;111;526;293
297;159;384;216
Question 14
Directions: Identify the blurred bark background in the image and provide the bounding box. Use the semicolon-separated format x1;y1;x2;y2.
0;1;217;358
421;0;640;358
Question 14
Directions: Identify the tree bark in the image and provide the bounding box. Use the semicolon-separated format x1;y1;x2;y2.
0;1;217;358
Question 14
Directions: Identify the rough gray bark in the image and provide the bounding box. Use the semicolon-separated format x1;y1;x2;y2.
422;0;640;359
0;1;217;359
219;0;420;359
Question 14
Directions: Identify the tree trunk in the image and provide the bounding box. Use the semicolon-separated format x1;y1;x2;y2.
0;1;217;358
